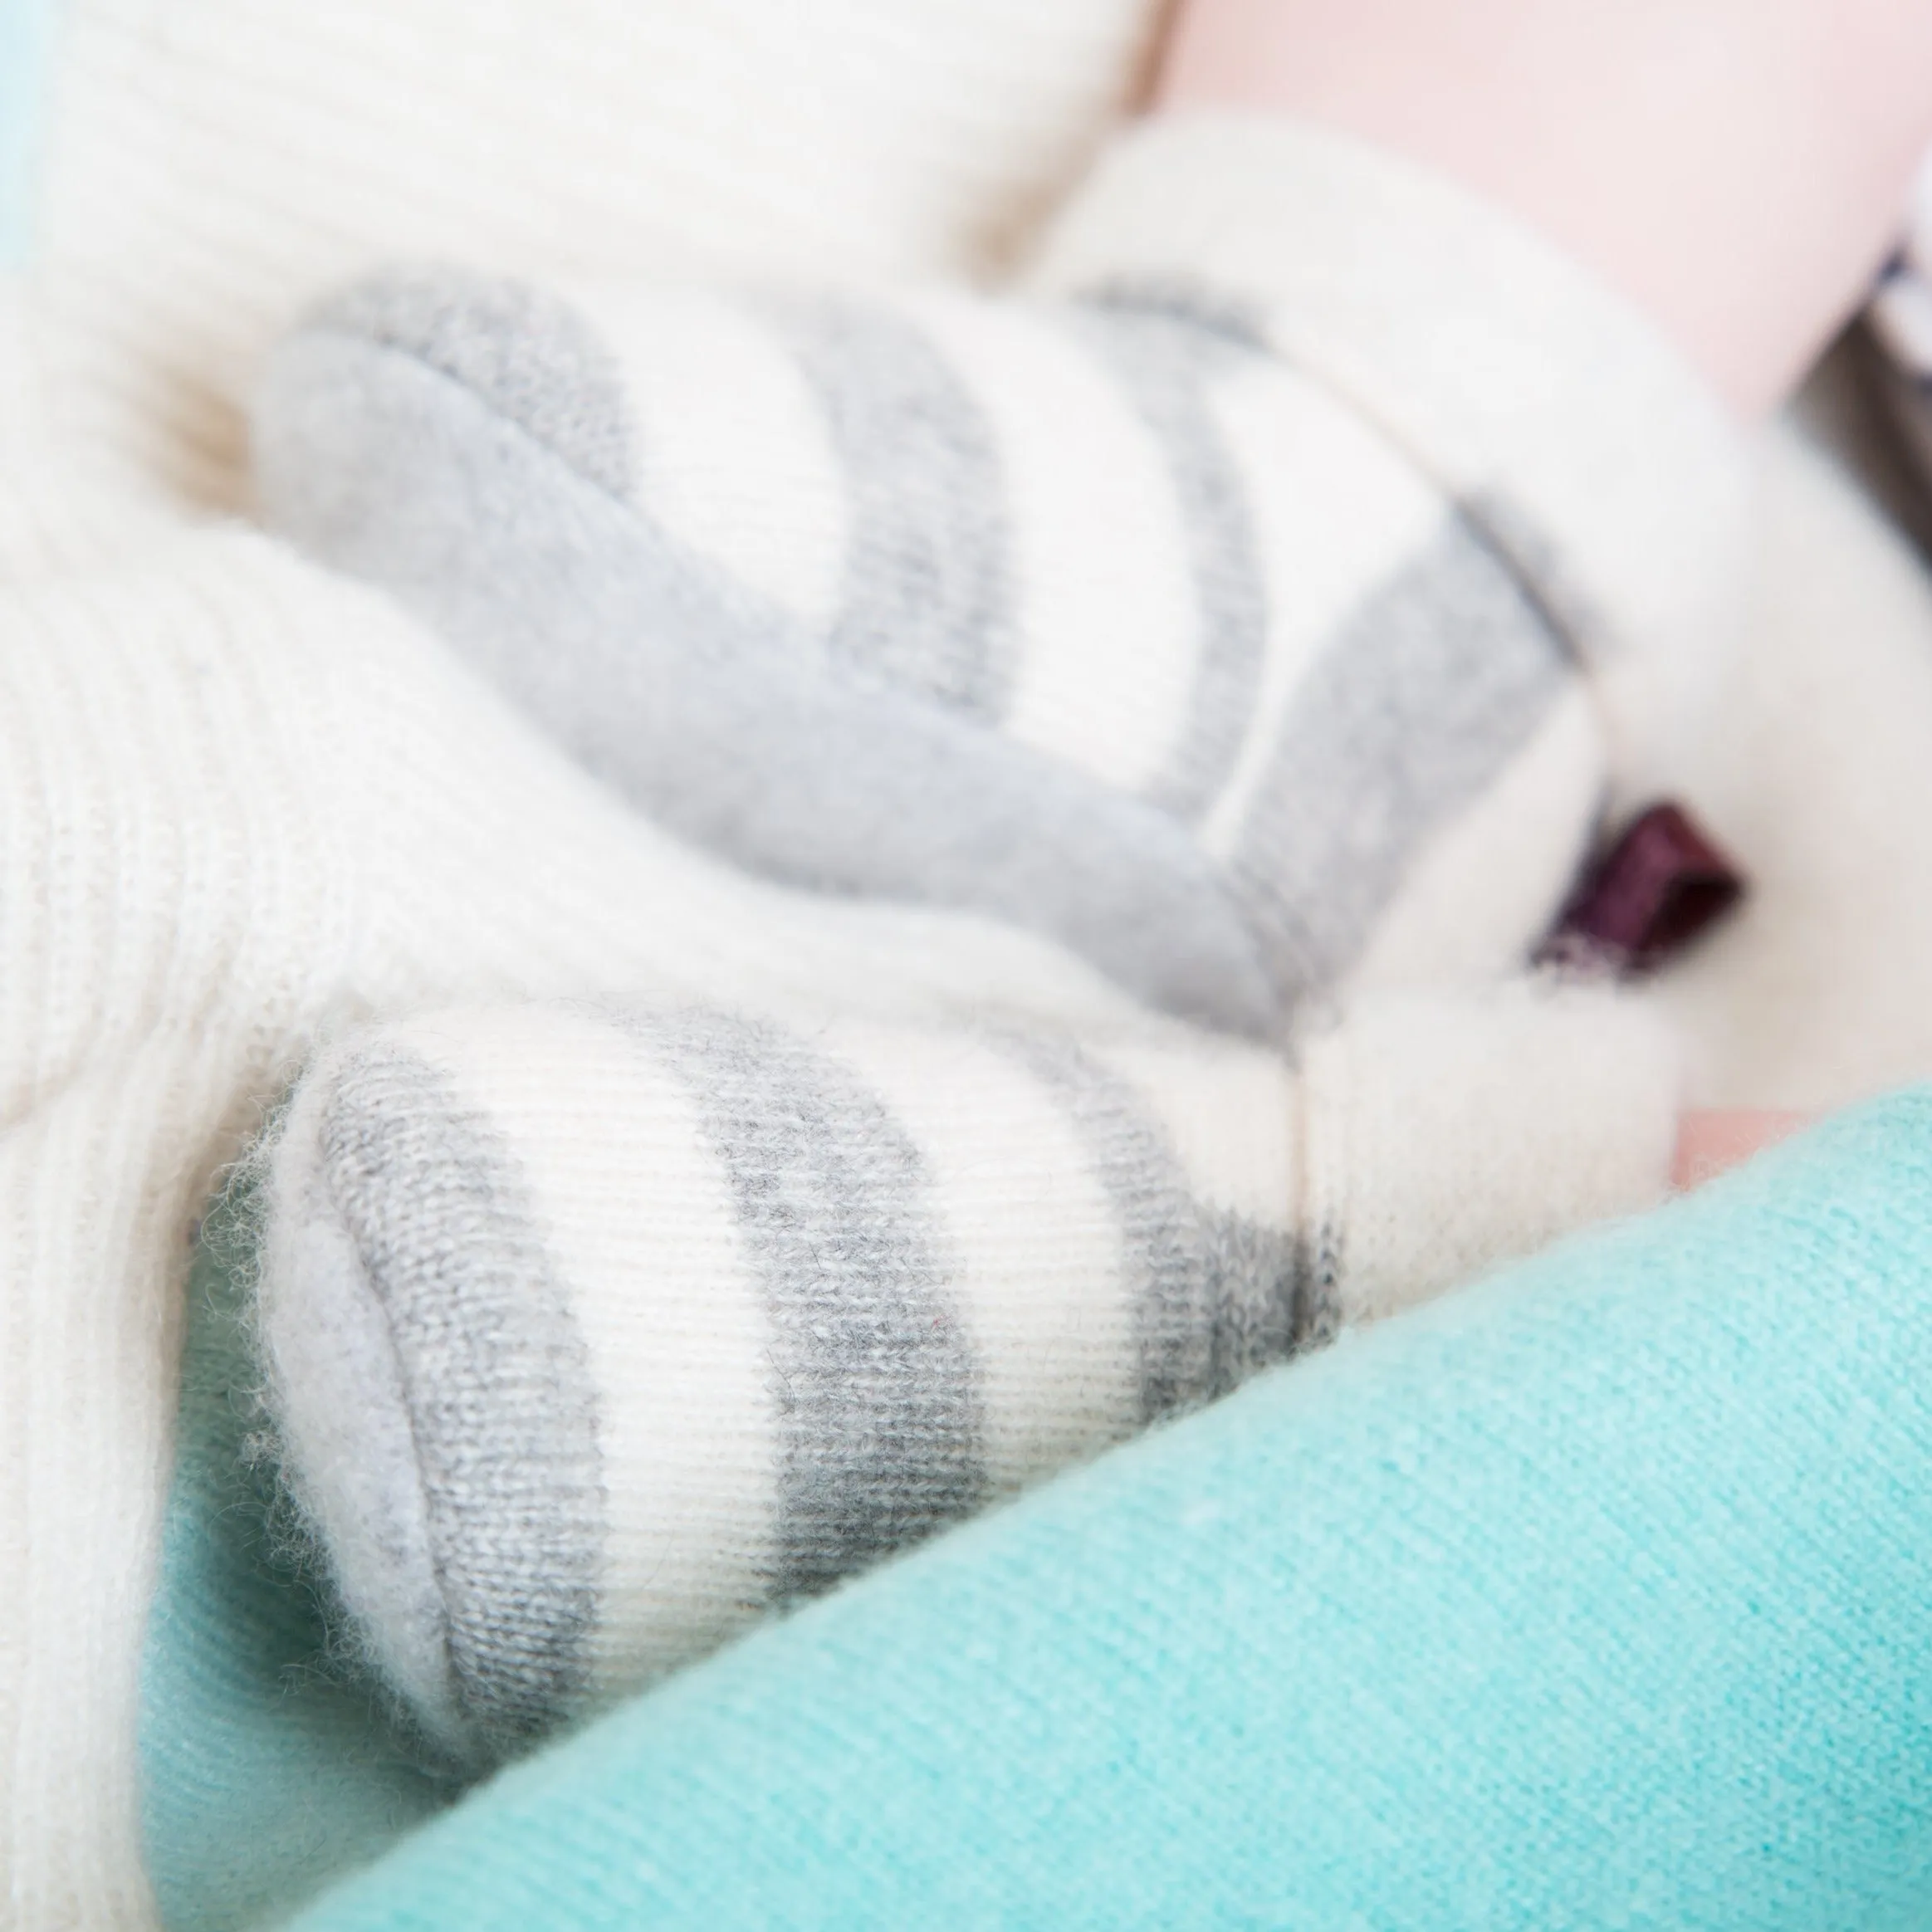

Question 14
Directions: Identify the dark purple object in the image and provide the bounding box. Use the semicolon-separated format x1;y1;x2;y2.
1539;802;1744;976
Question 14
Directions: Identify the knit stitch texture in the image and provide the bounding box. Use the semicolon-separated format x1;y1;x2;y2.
254;263;1611;1035
192;1092;1932;1930
241;987;1671;1768
0;8;1758;1918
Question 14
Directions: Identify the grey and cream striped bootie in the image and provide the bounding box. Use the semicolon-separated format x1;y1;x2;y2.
252;989;1673;1766
253;264;1607;1043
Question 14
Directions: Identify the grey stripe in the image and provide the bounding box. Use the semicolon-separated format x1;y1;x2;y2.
257;321;1277;1035
774;296;1013;719
1230;507;1577;1012
1201;1207;1328;1400
305;264;638;500
1074;275;1274;355
316;1046;604;1755
621;1009;986;1603
1005;1032;1206;1423
1071;286;1272;824
1000;1034;1320;1424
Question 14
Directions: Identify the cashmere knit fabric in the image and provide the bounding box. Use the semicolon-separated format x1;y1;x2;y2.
2;1;1855;1920
1034;115;1748;814
23;0;1162;506
0;86;1734;1918
22;12;1932;1931
0;467;1171;1931
183;1093;1932;1930
250;987;1674;1768
0;32;1176;1919
254;261;1612;1035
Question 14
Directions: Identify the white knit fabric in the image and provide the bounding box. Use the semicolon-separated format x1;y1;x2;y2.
0;7;1767;1918
1302;986;1680;1324
1027;113;1753;809
24;0;1159;506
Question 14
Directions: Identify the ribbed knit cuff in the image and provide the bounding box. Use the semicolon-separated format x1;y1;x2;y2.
1027;110;1752;804
1299;983;1680;1325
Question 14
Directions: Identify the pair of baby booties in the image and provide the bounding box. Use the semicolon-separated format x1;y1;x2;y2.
237;243;1651;1766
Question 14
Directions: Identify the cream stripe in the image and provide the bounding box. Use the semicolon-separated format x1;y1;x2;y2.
581;284;850;633
1069;292;1269;822
837;1025;1139;1498
433;1006;777;1701
1080;1030;1297;1231
911;291;1199;794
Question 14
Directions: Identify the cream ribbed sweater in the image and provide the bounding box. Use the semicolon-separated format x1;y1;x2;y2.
24;0;1162;505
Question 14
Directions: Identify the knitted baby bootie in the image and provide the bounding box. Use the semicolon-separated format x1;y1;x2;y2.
252;986;1674;1763
254;122;1741;1041
255;262;1594;1041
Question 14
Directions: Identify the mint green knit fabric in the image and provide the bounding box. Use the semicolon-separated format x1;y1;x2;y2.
138;1190;446;1932
147;1092;1932;1929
